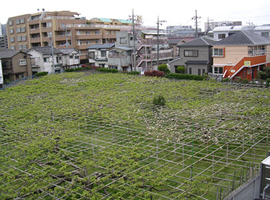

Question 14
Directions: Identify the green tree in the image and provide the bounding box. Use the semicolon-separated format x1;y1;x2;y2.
158;64;170;74
177;66;185;74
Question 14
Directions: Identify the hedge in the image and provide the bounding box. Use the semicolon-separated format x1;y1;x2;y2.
35;71;48;77
96;68;118;73
165;73;204;81
127;71;140;75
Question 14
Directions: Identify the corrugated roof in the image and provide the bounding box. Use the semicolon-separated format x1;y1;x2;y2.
117;19;132;24
99;18;112;22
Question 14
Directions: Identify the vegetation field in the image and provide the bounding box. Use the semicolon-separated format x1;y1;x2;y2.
0;72;270;199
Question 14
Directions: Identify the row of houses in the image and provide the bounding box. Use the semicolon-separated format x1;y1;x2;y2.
0;47;80;85
1;25;270;86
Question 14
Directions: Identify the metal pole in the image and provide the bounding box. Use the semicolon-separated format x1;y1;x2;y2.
132;9;136;72
157;16;159;68
50;37;55;73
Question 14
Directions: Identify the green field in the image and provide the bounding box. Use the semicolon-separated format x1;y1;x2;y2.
0;72;269;199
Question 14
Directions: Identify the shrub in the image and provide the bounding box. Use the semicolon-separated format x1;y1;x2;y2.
96;68;118;73
176;66;185;74
239;78;249;84
35;71;48;77
65;68;75;72
158;64;170;74
74;67;83;72
144;70;165;78
153;94;166;106
127;71;140;75
165;73;204;81
221;78;230;82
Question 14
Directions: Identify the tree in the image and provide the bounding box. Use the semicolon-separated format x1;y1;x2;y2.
177;66;185;74
158;64;170;75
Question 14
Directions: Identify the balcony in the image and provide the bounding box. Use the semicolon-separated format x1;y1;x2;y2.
76;34;102;40
55;35;72;41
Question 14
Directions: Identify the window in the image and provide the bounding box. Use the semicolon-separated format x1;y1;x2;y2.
101;50;106;57
17;36;22;42
198;69;201;76
202;69;205;75
20;18;25;24
18;45;22;50
218;34;226;39
75;56;79;60
47;22;52;28
120;37;127;44
10;37;15;43
8;20;13;26
89;52;95;59
189;68;192;74
16;19;20;24
86;31;90;35
69;55;73;59
10;29;14;34
43;57;50;62
261;32;269;37
212;48;224;57
184;50;198;57
22;45;27;50
17;28;21;33
214;67;223;74
95;31;99;35
22;36;27;41
19;59;26;66
21;27;26;33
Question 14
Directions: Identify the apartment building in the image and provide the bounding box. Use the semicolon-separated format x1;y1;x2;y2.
6;10;132;63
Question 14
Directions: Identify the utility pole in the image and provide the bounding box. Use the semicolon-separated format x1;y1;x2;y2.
50;36;55;73
128;9;137;71
192;10;201;38
157;16;166;68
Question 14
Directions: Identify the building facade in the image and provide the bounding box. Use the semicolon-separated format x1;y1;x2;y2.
6;11;132;63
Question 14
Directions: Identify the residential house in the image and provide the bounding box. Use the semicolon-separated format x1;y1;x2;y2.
211;30;270;81
107;31;139;71
0;48;32;83
28;46;80;74
168;37;194;59
58;48;80;69
212;25;270;40
87;43;115;68
168;37;217;75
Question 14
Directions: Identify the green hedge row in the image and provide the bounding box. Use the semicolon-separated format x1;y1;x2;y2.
165;73;204;81
96;68;118;73
35;71;48;77
127;71;140;75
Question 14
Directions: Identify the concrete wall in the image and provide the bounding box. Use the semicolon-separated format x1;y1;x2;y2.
224;174;261;200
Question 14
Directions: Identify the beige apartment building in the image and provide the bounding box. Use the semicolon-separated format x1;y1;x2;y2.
6;10;132;63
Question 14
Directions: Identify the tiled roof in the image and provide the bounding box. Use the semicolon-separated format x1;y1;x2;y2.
215;30;270;45
0;49;20;58
29;46;62;54
87;43;115;49
178;37;217;47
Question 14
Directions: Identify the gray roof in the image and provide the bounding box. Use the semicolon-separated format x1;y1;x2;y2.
87;43;115;49
0;49;20;59
178;37;217;47
112;46;133;51
58;48;78;55
29;46;62;55
185;60;210;65
215;30;270;45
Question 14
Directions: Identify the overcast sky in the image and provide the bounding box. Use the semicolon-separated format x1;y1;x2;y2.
1;0;270;31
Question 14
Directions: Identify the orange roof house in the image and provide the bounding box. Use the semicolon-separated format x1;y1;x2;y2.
212;30;270;81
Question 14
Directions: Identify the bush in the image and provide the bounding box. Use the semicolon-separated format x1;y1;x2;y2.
127;71;140;75
221;78;230;82
158;64;170;74
176;66;185;74
35;71;48;77
65;68;75;72
144;70;165;78
153;94;166;106
165;73;204;81
74;67;84;72
96;68;118;73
